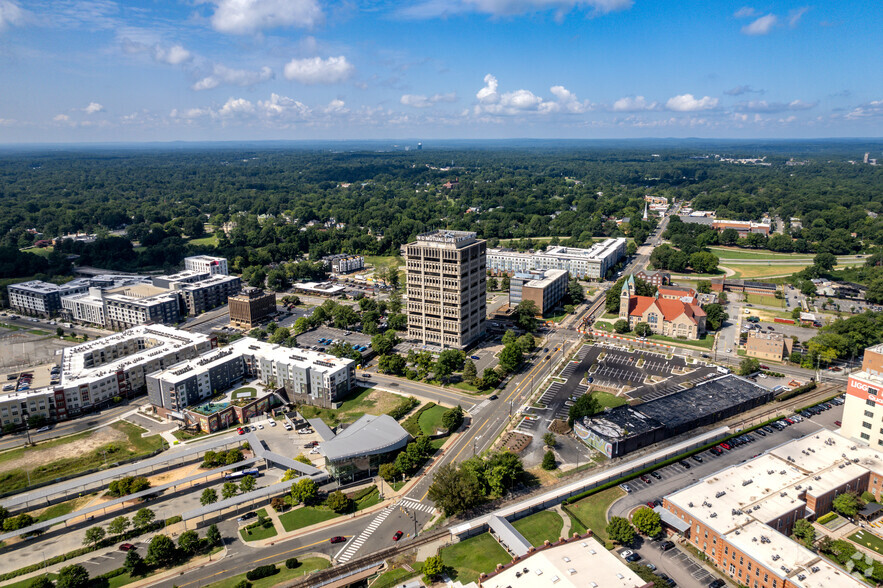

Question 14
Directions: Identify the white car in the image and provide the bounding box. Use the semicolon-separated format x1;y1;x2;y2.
620;549;634;559
270;420;277;427
257;423;264;430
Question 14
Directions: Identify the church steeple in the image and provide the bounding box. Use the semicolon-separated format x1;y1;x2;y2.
619;276;633;320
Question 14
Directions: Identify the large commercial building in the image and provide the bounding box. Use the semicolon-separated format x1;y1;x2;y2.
574;374;772;457
184;255;229;276
509;269;568;316
323;254;364;274
839;344;883;448
662;430;879;588
228;288;276;329
104;290;182;330
487;238;626;280
403;230;486;349
0;326;214;428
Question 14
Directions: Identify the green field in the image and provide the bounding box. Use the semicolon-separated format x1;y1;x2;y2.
0;421;165;493
19;246;55;258
709;247;812;260
417;404;449;436
850;530;883;555
745;293;784;307
1;573;58;588
592;391;628;409
563;486;625;544
512;511;564;547
440;532;511;584
364;255;404;269
648;333;715;349
240;509;278;542
205;556;331;588
188;234;220;247
278;506;340;532
372;562;424;588
297;387;402;427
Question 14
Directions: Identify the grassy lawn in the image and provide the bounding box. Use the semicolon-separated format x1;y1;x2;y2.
33;495;93;523
564;486;625;544
592;391;628;409
647;333;715;349
594;321;612;332
240;509;278;542
849;530;883;555
440;532;511;584
709;247;812;260
355;486;381;511
451;380;481;393
372;562;424;588
545;309;571;323
188;234;220;247
745;293;783;307
417;404;449;436
298;386;402;427
0;421;165;493
364;255;404;269
601;312;620;320
278;506;340;532
726;264;811;279
2;573;58;588
512;511;564;547
204;556;331;588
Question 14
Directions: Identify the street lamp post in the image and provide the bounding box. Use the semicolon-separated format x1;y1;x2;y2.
22;410;31;446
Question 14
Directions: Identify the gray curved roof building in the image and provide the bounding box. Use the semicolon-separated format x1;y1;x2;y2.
320;414;410;462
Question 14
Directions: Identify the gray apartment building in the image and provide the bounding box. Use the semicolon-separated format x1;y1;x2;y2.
403;230;486;349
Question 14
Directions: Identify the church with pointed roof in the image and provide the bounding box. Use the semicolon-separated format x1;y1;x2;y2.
618;274;707;340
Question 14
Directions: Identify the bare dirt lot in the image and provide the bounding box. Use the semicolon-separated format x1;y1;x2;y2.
0;426;128;475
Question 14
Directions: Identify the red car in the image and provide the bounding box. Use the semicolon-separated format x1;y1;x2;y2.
835;420;842;427
330;536;347;544
118;543;135;551
237;427;245;435
640;475;652;484
720;443;731;450
393;530;404;541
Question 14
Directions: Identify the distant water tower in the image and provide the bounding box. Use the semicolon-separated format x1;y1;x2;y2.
417;142;423;150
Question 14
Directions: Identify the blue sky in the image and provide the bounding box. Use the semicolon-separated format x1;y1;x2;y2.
0;0;880;142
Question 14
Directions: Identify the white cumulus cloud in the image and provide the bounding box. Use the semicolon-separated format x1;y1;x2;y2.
741;13;777;35
219;97;255;116
0;0;25;31
400;0;632;19
400;93;457;108
283;56;354;84
154;44;192;65
665;94;718;112
83;102;105;114
845;100;883;120
474;76;589;116
193;64;274;91
476;74;499;103
258;93;311;117
734;99;817;113
611;95;656;112
53;113;70;122
207;0;322;35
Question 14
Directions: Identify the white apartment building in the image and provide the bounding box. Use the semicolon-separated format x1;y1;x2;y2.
0;325;213;427
184;255;229;276
487;237;627;280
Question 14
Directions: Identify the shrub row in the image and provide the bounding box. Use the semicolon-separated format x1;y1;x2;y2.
386;396;419;420
246;564;279;581
776;381;817;402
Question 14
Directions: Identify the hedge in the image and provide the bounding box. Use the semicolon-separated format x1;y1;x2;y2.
246;564;279;581
402;403;437;437
165;515;183;526
817;512;839;525
285;557;300;569
776;381;817;402
387;396;419;420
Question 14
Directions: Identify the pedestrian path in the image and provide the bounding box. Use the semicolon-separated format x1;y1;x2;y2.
334;505;395;563
399;497;435;514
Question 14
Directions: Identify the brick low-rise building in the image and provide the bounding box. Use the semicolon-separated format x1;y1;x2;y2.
619;275;706;339
508;269;568;316
228;288;276;329
745;331;793;362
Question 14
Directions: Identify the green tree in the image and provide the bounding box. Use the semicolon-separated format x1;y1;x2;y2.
325;490;352;513
239;474;256;493
514;300;539;332
501;275;510;291
427;463;483;517
132;508;155;529
371;333;395;356
516;333;535;353
379;462;399;483
293;317;309;335
738;357;760;376
56;564;90;588
177;529;201;554
123;549;146;576
290;477;318;505
568;279;584;302
107;515;130;536
201;488;218;506
498;343;523;373
689;251;719;274
378;353;407;375
814;251;837;272
613;319;630;333
634;322;652;337
704;303;728;331
541;450;557;470
487;276;498;291
146;533;178;567
501;330;517;346
435;349;466;381
568;394;600;427
222;481;238;500
27;576;54;588
543;432;556;447
462;359;477;382
606;516;636;545
697;281;712;294
441;405;464;432
83;526;106;548
206;524;222;547
631;507;662;537
422;554;448;583
792;518;816;548
833;492;863;517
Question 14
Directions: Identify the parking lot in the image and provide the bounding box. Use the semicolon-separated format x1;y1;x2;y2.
296;326;373;360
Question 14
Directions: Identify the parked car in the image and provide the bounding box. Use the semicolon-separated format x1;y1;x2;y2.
640;474;652;484
619;483;632;493
708;579;725;588
678;460;691;469
650;471;662;480
835;420;842;426
620;549;635;559
659;540;676;552
691;454;703;463
237;512;256;522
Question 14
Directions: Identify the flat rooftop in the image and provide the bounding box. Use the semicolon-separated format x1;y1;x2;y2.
108;283;171;298
228;338;354;373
